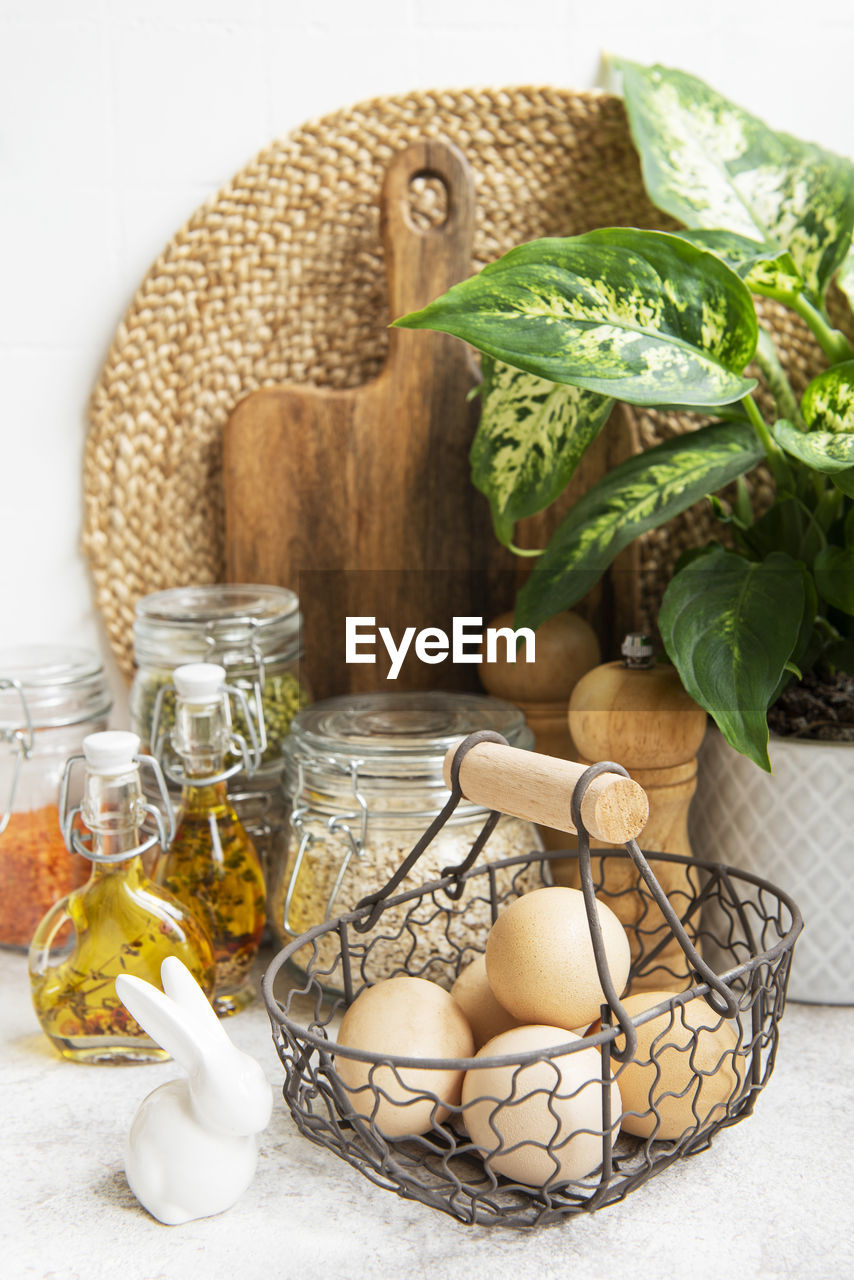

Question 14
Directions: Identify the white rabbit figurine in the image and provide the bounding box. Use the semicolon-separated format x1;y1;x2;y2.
115;956;273;1225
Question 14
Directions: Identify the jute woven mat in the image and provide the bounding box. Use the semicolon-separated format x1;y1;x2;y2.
83;86;842;680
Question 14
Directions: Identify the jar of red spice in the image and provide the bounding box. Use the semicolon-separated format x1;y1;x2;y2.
0;645;112;949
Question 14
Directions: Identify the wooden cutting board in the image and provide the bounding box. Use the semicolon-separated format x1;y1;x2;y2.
223;139;517;701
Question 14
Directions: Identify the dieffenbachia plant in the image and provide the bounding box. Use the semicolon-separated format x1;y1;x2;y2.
395;60;854;771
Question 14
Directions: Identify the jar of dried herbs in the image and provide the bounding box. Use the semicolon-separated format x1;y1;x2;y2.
269;691;543;989
0;646;112;949
129;584;311;899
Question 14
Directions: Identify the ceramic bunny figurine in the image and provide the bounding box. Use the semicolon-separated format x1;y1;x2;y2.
115;956;273;1225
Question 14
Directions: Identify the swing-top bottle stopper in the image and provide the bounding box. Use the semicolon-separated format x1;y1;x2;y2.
159;663;263;784
82;729;141;775
172;663;228;704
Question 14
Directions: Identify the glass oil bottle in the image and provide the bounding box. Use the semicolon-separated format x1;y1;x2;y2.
28;731;216;1063
152;663;266;1015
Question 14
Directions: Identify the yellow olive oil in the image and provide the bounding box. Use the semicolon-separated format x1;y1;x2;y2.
28;731;216;1063
155;781;265;1015
30;856;216;1062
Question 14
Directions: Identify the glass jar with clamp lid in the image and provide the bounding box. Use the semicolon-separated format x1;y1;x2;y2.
269;690;543;987
1;645;111;949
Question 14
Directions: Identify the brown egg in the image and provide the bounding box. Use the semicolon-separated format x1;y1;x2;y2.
450;954;523;1049
485;886;631;1032
461;1024;622;1186
334;976;474;1138
600;990;744;1140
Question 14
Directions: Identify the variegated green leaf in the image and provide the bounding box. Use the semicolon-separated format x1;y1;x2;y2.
658;548;806;771
774;362;854;481
801;360;854;432
814;545;854;615
471;356;613;545
673;229;803;301
832;469;854;498
394;229;757;408
836;241;854;311
616;59;854;304
773;419;854;473
513;421;764;628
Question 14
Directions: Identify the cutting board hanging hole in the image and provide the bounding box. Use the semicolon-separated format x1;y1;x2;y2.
407;171;449;231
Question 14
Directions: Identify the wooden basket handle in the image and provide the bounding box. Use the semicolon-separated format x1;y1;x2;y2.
442;739;649;845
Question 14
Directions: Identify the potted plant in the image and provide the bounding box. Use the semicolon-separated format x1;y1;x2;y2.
394;60;854;1002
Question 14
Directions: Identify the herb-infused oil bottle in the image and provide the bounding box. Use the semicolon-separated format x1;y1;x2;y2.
28;731;215;1063
153;664;266;1015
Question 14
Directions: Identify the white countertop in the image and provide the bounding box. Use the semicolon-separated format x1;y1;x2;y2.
3;945;853;1280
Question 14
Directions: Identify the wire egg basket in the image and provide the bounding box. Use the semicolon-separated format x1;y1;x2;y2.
262;733;803;1228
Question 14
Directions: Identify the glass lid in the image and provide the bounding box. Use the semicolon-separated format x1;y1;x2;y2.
286;690;532;776
133;584;302;665
0;645;111;729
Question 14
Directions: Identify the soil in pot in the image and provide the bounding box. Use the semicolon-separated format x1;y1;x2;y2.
768;671;854;742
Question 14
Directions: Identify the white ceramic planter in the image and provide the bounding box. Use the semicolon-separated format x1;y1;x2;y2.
689;725;854;1005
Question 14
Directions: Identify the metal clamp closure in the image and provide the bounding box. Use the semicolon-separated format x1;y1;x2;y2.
352;729;508;933
280;758;369;936
59;751;176;862
153;681;265;787
201;617;271;755
0;679;34;836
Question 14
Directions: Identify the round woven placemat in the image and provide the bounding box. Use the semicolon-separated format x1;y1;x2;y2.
84;85;842;680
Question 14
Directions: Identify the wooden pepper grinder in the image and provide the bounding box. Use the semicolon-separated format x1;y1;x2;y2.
566;633;708;992
479;611;601;848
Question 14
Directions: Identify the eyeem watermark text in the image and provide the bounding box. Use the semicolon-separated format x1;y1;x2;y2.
346;616;536;680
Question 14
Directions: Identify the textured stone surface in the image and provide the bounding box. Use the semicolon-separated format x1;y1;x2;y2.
2;946;852;1280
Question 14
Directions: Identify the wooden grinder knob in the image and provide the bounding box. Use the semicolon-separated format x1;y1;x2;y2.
442;740;648;845
568;638;707;772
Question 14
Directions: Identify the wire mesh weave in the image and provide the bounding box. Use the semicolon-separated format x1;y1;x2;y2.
263;835;801;1228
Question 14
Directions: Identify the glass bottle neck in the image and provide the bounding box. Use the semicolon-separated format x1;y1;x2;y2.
172;697;231;784
179;777;230;816
88;845;146;879
81;764;147;873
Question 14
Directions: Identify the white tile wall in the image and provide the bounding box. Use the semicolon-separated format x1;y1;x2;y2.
108;21;270;187
1;185;119;348
2;0;853;723
2;15;109;188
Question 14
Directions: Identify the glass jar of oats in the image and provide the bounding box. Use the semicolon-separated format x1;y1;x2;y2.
269;690;543;981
